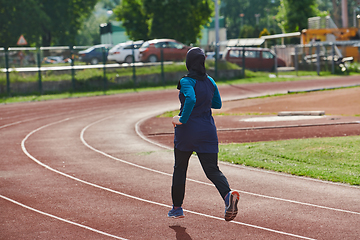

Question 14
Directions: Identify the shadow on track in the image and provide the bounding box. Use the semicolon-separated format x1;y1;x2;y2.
169;225;192;240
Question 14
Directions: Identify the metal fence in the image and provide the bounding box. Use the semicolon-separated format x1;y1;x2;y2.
0;45;244;96
274;41;358;75
1;42;353;96
0;46;179;96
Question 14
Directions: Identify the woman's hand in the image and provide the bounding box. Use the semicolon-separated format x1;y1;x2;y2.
172;115;182;127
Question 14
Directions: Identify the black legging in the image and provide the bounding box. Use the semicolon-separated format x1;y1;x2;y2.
171;148;231;207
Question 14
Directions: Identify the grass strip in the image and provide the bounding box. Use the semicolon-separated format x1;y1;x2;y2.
218;136;360;186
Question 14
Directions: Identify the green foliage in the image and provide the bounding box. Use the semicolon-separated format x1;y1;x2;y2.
113;0;150;41
76;1;122;46
114;0;214;45
239;25;261;38
221;0;280;39
0;0;98;47
39;0;98;46
76;10;108;45
0;0;47;47
276;0;317;33
285;0;317;32
102;0;121;9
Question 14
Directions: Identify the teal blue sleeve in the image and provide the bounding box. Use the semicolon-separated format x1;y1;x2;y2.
179;77;196;124
208;76;222;109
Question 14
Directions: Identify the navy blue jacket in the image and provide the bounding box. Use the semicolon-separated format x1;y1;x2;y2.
174;75;222;153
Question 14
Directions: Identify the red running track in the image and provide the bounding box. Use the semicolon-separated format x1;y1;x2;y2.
1;76;360;239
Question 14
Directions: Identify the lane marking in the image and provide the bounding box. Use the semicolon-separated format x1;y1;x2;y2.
21;118;316;239
0;195;128;240
134;116;360;215
0;120;25;129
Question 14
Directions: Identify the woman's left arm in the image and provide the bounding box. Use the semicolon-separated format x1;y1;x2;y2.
209;77;222;109
179;78;197;123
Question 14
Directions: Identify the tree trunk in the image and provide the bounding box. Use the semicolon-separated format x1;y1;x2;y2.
42;31;52;47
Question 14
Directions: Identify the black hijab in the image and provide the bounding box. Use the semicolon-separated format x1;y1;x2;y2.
178;47;207;90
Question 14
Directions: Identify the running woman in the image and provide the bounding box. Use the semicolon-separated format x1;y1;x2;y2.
168;47;239;221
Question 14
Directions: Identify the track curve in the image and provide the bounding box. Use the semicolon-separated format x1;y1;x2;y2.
1;76;360;239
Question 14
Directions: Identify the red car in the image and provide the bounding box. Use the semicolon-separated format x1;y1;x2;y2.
139;39;191;62
223;47;286;71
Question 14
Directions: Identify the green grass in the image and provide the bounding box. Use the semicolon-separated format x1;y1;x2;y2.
0;84;180;104
219;136;360;185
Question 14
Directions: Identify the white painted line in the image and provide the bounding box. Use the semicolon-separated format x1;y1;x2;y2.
181;208;316;240
0;195;128;240
0;120;24;129
22;118;316;239
241;115;326;122
134;115;360;215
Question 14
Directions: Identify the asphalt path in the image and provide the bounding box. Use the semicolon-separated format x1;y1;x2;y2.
1;76;360;239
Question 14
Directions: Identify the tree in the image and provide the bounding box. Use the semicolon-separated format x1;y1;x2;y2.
277;0;318;33
114;0;214;45
220;0;281;39
76;10;108;46
286;0;317;31
0;0;98;47
39;0;98;46
76;0;116;46
330;0;360;28
0;0;47;47
220;0;249;39
113;0;149;41
239;25;254;38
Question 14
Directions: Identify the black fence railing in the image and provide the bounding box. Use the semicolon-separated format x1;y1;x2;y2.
274;42;355;76
2;42;350;97
0;45;184;96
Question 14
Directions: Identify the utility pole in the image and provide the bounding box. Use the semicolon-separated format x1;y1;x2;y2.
240;13;244;29
255;14;260;25
215;0;219;78
342;0;348;28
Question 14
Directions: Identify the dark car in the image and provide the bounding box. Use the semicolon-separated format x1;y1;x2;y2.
222;47;286;71
78;44;112;65
138;39;191;62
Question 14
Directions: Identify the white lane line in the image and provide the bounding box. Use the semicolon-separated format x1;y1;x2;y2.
136;110;360;189
0;120;25;129
134;115;360;216
0;195;128;240
22;118;315;240
19;118;128;240
80;117;316;239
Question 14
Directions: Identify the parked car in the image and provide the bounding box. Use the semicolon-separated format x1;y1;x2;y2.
138;39;191;62
78;44;112;65
107;40;144;64
222;47;286;71
205;51;223;60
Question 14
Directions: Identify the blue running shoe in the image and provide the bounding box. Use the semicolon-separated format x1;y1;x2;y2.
224;191;240;221
168;206;185;218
